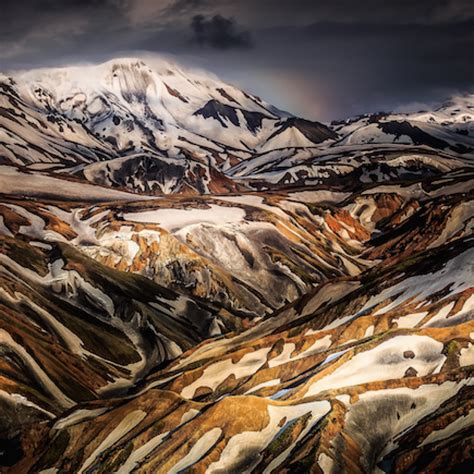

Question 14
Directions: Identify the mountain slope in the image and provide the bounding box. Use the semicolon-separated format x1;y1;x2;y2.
1;58;336;195
2;59;473;195
1;163;473;472
6;223;473;473
0;56;473;472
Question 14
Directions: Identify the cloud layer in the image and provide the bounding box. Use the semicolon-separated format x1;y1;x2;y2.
190;15;253;49
1;0;473;120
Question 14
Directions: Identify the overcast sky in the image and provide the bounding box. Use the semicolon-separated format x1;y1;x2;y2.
1;0;473;121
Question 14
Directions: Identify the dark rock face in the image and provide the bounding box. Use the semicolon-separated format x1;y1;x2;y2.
404;367;418;377
193;99;271;133
267;116;338;144
0;436;23;467
216;88;240;105
403;350;415;359
378;120;471;153
83;155;186;194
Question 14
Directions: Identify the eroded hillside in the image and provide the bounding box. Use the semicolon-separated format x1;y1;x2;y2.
0;58;473;472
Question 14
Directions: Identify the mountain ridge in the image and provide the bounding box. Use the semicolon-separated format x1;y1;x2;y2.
2;57;472;197
0;56;473;472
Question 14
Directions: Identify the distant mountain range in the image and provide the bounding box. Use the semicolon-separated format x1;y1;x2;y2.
0;57;473;473
2;58;472;195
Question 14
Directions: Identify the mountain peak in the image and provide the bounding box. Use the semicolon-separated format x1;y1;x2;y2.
2;57;471;196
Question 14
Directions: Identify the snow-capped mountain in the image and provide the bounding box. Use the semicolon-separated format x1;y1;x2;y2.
332;94;474;151
228;95;474;188
2;57;473;195
1;58;337;194
4;57;473;199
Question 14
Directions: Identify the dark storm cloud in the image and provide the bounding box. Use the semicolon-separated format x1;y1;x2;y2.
253;17;474;119
232;0;474;26
164;0;210;16
0;0;472;120
190;14;253;49
0;0;125;39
